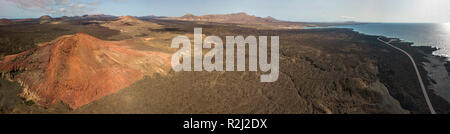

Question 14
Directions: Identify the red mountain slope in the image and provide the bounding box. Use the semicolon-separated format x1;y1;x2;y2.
0;33;171;109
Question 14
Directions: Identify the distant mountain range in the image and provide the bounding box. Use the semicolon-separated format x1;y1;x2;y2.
3;13;359;29
173;12;279;23
168;12;312;29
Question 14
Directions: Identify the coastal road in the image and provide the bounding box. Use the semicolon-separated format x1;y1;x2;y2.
377;37;436;114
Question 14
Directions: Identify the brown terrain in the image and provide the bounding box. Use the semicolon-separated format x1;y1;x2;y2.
168;12;312;29
39;15;53;24
0;18;13;25
0;33;171;109
101;16;162;39
0;14;448;114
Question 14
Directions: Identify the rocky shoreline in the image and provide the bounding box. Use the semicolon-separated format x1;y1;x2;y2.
376;36;450;113
445;62;450;76
413;45;450;104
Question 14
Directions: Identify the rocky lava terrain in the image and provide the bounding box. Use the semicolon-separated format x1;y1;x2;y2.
0;14;448;114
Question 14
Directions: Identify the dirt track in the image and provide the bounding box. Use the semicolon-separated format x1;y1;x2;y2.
377;37;436;114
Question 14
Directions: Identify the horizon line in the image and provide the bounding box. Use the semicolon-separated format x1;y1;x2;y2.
1;13;447;24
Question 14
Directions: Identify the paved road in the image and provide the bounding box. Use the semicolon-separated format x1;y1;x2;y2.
377;37;436;114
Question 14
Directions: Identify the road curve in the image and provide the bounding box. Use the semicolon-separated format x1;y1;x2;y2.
377;37;436;114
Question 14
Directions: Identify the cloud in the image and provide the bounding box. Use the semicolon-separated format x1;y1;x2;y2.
448;8;450;16
340;15;356;19
5;0;126;16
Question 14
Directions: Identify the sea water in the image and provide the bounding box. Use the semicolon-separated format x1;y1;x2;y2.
333;23;450;103
333;23;450;60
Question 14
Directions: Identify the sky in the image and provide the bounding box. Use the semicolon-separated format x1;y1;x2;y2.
1;0;450;23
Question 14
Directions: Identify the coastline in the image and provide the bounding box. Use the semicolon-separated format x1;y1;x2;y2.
331;23;450;62
333;26;450;101
326;26;450;113
377;36;450;104
416;47;450;103
376;36;450;113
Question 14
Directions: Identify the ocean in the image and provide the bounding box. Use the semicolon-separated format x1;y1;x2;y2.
332;23;450;60
331;23;450;103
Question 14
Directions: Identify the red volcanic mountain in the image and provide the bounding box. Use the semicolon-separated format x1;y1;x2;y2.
39;15;53;24
0;18;13;25
0;33;171;109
